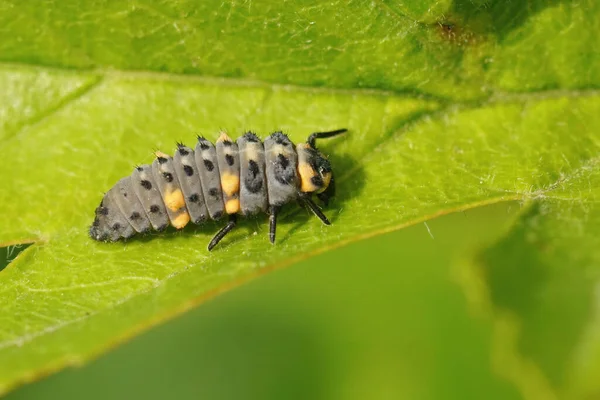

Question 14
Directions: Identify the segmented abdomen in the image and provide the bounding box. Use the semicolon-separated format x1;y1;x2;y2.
89;131;297;241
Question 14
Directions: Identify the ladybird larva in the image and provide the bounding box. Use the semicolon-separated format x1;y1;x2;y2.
89;129;347;250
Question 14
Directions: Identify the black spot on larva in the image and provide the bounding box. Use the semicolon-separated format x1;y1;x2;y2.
188;193;200;203
245;160;263;193
274;153;295;185
157;156;168;164
123;192;128;198
277;154;290;169
96;206;109;216
212;211;223;220
157;223;167;231
112;223;121;231
243;132;260;142
311;175;324;187
225;154;235;166
248;160;260;177
141;180;152;190
208;187;219;197
150;205;160;213
194;216;206;224
222;140;233;147
136;166;144;172
130;212;141;221
178;146;190;156
92;218;100;227
163;172;174;182
183;165;194;176
203;159;214;171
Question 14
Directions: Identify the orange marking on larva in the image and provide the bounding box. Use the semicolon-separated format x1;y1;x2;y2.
171;212;190;229
165;189;186;211
225;198;240;214
217;132;233;143
155;151;170;159
221;173;240;197
298;161;319;192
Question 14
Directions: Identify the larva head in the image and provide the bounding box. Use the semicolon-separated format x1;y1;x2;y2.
301;128;346;205
296;144;335;205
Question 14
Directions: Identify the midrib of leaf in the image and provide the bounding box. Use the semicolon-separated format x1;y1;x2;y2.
0;60;456;100
2;59;599;146
0;76;104;144
0;60;444;153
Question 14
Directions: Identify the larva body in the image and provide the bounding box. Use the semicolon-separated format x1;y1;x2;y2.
89;129;346;250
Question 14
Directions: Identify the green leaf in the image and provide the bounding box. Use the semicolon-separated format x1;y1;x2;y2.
0;0;599;396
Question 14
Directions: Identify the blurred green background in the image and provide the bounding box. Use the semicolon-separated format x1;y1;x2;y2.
4;202;522;400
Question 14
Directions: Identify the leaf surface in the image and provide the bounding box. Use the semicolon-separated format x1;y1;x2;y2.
0;0;599;396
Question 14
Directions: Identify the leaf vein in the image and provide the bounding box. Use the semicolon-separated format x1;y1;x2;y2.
0;75;104;145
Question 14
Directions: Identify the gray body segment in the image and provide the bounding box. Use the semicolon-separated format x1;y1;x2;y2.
103;188;136;240
113;176;151;233
237;133;268;215
264;132;299;206
89;190;134;241
151;156;189;226
215;134;240;214
195;138;225;220
131;164;169;230
173;145;208;224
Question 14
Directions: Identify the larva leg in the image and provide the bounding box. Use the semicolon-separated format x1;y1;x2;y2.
301;196;331;225
208;214;237;251
269;205;280;244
